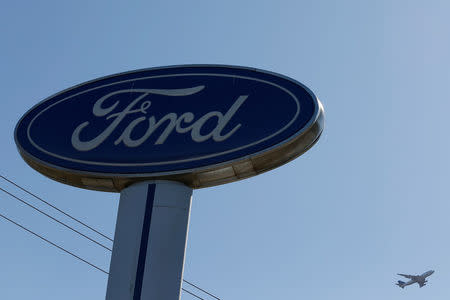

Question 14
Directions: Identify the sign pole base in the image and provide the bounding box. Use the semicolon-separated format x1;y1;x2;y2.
106;180;192;300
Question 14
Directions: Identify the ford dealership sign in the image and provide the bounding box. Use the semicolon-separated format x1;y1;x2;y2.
15;65;324;191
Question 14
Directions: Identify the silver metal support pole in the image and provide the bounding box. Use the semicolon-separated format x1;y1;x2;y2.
105;180;192;300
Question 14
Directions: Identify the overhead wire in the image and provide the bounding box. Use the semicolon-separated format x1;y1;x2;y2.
0;174;113;242
0;175;221;299
0;211;109;274
0;186;112;251
183;280;221;300
0;210;207;299
182;288;206;300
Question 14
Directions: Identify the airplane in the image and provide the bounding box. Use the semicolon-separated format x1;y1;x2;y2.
396;270;434;288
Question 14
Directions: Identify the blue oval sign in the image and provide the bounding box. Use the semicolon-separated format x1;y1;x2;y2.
15;65;324;191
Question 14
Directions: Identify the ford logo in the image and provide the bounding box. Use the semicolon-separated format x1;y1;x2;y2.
15;65;324;191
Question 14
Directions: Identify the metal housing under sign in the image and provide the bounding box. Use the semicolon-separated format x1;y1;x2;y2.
15;65;324;191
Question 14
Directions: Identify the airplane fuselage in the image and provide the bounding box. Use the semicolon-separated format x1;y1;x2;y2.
396;270;434;288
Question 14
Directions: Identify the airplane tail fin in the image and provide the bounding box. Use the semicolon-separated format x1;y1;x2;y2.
396;280;406;289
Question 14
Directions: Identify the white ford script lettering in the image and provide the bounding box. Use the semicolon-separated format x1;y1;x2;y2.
71;86;248;151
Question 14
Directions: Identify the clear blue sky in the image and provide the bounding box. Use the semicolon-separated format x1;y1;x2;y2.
1;1;450;299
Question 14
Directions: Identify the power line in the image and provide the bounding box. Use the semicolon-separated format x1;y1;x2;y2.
0;174;113;242
0;186;112;251
0;210;210;299
0;211;109;274
182;288;206;300
0;176;221;299
184;280;221;300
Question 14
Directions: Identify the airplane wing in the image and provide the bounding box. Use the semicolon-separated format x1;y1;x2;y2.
398;274;415;279
418;280;426;288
